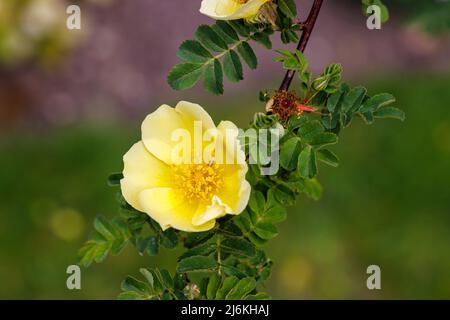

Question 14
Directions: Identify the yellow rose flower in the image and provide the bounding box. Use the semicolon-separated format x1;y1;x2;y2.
120;101;251;232
200;0;271;20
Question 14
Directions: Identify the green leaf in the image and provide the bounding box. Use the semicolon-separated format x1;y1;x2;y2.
140;268;155;288
184;231;214;248
119;206;148;236
237;42;257;70
223;50;243;82
278;0;297;18
177;255;217;273
107;173;123;186
326;91;343;113
303;178;323;200
263;203;287;223
248;233;268;247
145;219;178;249
78;216;129;267
249;190;265;213
308;132;338;148
373;107;405;121
160;228;178;248
154;269;174;290
320;63;342;91
94;215;116;240
275;49;308;72
136;236;159;256
225;277;257;300
221;238;256;258
317;149;339;167
312;75;330;92
207;273;222;300
213;21;239;44
287;29;300;43
288;115;308;130
221;264;248;279
228;21;250;37
119;268;184;300
251;32;272;49
178;242;216;260
269;184;296;206
298;146;318;179
298;120;324;141
117;291;147;300
341;86;367;113
177;40;213;63
121;276;150;294
216;276;239;300
359;93;395;113
253;222;278;240
195;25;228;52
78;241;108;267
168;63;204;91
245;292;271;300
204;59;224;95
360;111;374;124
280;137;302;171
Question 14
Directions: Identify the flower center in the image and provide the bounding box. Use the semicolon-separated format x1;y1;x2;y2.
233;0;248;4
173;163;224;202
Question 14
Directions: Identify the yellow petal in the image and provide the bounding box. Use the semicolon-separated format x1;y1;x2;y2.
217;120;246;165
175;100;215;130
215;0;241;16
218;165;251;214
142;101;215;165
192;200;226;226
200;0;270;20
141;104;187;165
139;187;216;232
120;141;173;212
215;120;250;214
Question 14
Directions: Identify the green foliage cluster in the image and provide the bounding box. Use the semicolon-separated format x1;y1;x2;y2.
168;0;308;95
79;188;275;299
169;0;392;96
168;20;273;95
79;50;404;299
79;0;404;300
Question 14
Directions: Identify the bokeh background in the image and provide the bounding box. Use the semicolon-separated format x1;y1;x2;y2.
1;0;450;299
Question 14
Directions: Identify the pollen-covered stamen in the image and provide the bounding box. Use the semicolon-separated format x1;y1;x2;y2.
233;0;249;4
173;163;224;202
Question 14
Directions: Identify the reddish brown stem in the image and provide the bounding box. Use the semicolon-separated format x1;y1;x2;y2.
279;0;324;91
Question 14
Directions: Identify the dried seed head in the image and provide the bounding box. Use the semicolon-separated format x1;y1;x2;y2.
270;91;299;123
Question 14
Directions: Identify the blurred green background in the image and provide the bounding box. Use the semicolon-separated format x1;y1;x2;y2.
0;0;450;299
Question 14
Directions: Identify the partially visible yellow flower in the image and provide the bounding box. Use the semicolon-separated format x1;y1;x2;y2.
120;101;251;232
200;0;271;20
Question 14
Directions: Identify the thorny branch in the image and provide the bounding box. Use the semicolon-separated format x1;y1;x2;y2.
279;0;324;91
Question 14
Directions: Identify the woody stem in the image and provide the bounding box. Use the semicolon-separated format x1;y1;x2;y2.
279;0;324;92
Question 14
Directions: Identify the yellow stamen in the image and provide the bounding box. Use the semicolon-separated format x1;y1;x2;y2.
173;163;224;202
